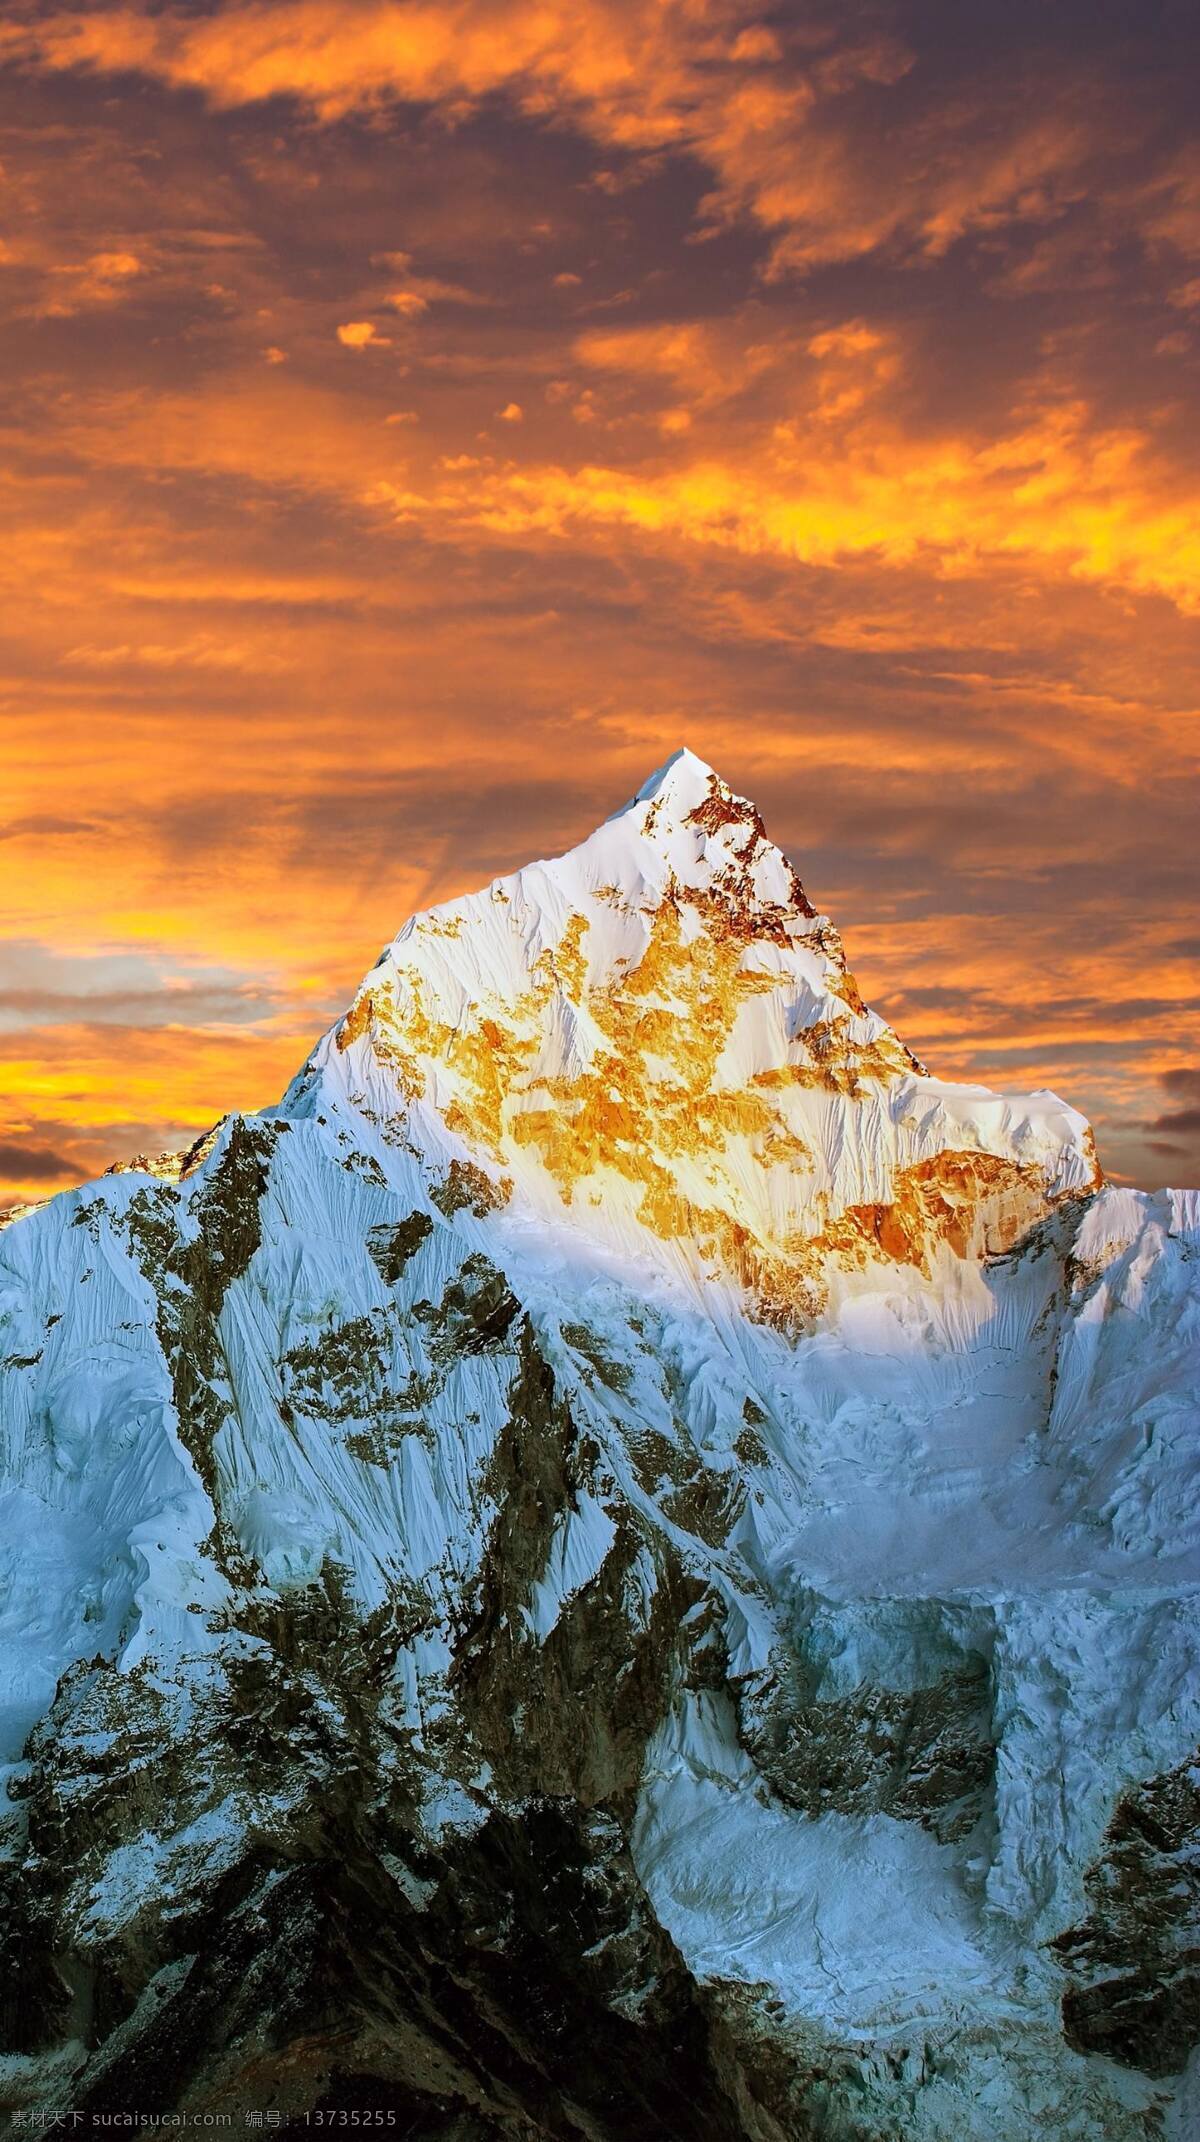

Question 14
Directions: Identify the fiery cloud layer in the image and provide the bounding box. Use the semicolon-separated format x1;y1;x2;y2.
1;0;1197;1202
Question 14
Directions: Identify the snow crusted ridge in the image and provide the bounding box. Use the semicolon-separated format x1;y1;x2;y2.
282;747;1101;1331
0;755;1196;2138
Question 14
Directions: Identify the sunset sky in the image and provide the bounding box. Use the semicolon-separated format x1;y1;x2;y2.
1;0;1198;1207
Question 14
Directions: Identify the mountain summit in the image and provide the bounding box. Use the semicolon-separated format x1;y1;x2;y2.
285;750;1098;1329
1;762;1197;2138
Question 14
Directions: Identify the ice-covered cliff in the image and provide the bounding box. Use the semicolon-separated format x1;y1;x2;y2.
1;752;1196;2138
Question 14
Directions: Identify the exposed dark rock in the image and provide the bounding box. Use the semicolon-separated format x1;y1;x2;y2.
560;1322;634;1394
738;1656;995;1844
447;1321;706;1806
432;1161;511;1220
417;1255;521;1363
368;1210;435;1284
122;1117;278;1518
0;1533;782;2138
1052;1748;1200;2077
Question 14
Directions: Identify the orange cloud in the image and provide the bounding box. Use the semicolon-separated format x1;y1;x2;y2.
25;246;144;318
364;390;1200;617
376;251;495;316
3;2;1176;280
573;317;786;408
337;318;391;347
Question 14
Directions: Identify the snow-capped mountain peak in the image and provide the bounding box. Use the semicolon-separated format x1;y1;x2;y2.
620;740;716;809
601;744;815;920
284;755;1098;1327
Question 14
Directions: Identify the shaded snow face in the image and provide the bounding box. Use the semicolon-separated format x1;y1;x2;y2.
0;751;1196;2138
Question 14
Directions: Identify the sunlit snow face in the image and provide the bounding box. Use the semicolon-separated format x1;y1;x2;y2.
308;758;1099;1326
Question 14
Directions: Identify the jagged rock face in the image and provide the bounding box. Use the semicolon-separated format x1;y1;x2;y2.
1;751;1197;2139
1053;1751;1200;2079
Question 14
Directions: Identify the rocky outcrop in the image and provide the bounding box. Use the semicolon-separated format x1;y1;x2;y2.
1053;1750;1200;2077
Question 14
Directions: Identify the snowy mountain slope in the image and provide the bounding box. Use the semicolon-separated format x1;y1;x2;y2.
0;752;1196;2138
282;749;1100;1325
